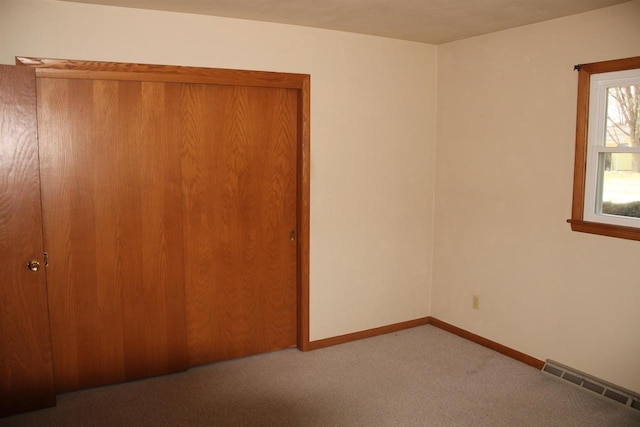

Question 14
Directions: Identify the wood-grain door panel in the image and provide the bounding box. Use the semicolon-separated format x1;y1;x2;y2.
37;78;188;392
182;84;298;365
0;66;56;416
35;69;300;389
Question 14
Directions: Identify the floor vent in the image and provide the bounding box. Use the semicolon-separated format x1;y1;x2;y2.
542;359;640;413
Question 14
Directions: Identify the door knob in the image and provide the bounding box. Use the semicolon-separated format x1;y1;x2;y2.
27;260;40;272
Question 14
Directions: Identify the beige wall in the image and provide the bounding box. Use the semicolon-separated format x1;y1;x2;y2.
434;0;640;392
3;0;639;395
0;0;437;341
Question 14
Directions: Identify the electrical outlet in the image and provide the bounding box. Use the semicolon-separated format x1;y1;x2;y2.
472;295;479;310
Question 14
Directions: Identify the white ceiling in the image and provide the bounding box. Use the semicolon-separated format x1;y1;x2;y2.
61;0;630;44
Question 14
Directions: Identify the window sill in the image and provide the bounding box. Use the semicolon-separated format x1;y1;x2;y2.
567;219;640;242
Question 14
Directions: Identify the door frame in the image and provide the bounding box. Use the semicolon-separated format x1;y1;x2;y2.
17;56;311;351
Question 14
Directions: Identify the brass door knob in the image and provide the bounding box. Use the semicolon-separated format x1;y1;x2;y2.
27;260;40;272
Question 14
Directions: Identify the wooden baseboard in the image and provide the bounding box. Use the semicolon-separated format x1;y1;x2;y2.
306;315;544;370
427;317;545;369
307;317;430;350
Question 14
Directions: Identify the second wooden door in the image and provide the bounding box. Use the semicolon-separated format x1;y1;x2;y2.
37;78;189;392
181;84;298;365
37;73;298;390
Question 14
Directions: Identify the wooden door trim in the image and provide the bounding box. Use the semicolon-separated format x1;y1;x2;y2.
16;57;306;89
18;57;311;352
297;73;311;351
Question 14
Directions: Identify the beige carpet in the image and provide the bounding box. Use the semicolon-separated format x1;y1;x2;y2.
2;325;639;426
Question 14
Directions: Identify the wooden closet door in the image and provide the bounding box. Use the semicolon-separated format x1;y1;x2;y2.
0;66;56;416
37;78;188;392
182;84;298;365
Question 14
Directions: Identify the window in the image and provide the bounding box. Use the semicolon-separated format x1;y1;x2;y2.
569;56;640;241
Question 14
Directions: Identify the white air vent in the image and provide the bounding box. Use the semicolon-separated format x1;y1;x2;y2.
542;359;640;412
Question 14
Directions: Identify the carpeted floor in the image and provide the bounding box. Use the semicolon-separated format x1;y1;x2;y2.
2;325;639;426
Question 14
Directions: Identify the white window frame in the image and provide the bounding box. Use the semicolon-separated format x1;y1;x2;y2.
583;69;640;228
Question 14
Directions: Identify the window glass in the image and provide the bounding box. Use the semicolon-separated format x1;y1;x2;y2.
598;85;640;220
599;153;640;218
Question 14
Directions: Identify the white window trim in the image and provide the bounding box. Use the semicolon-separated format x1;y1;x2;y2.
583;68;640;228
